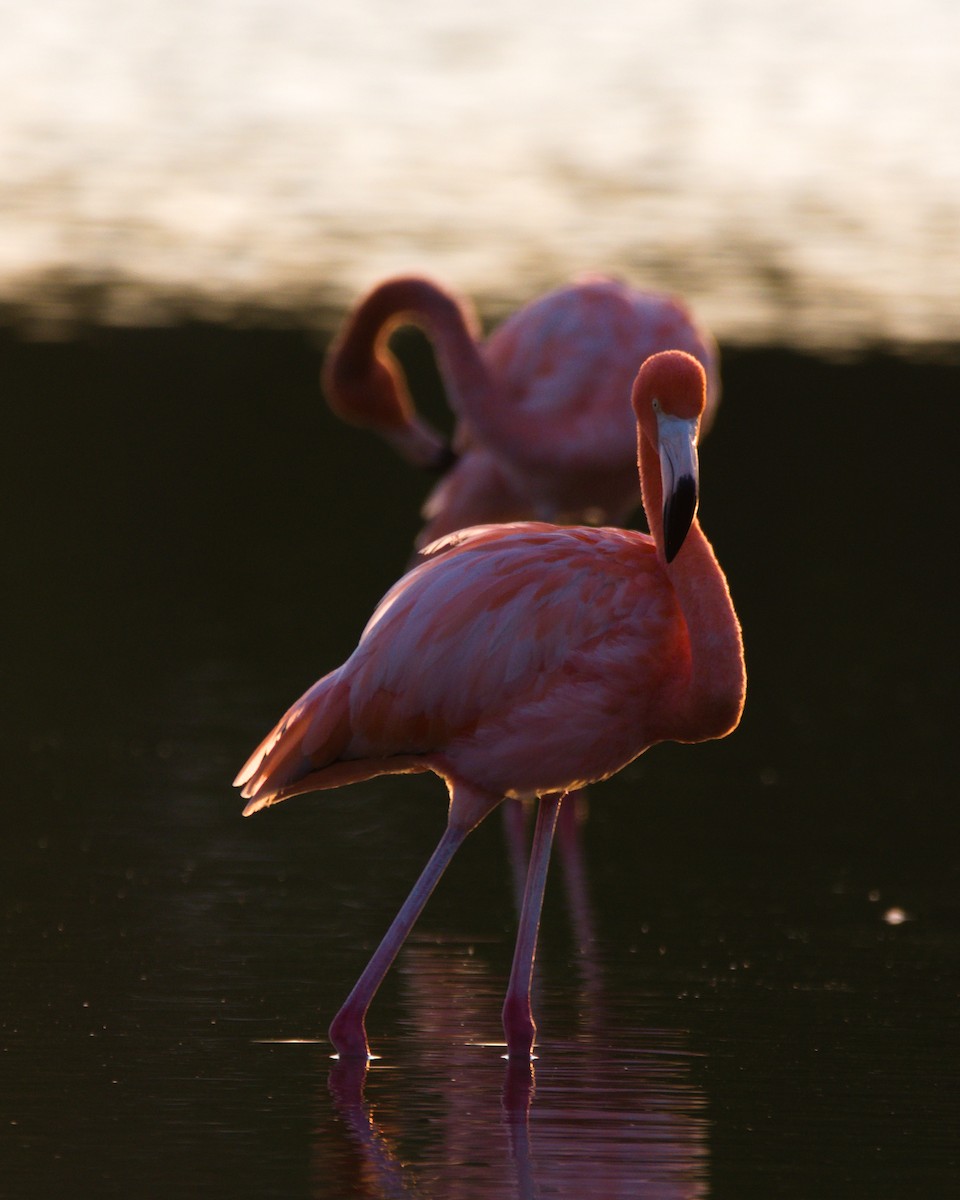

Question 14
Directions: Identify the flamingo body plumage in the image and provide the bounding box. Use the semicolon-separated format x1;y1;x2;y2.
323;274;720;548
237;351;745;1060
240;525;687;811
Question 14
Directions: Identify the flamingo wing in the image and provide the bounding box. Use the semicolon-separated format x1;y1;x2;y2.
345;524;689;792
238;523;690;812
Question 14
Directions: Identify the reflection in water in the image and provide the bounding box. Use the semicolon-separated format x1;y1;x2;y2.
326;1058;414;1199
320;945;707;1199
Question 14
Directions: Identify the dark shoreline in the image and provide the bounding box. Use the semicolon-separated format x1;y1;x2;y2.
6;320;957;629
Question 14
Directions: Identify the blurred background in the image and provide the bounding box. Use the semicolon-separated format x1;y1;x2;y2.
3;2;958;1197
3;0;959;348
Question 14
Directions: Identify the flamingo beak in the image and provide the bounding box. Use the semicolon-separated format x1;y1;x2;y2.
657;413;700;563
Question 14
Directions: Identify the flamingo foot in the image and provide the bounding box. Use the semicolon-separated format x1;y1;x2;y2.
502;994;537;1060
329;1007;371;1060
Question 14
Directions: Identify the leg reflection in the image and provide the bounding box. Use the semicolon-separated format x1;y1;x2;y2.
325;1056;414;1199
501;1057;536;1200
322;1025;710;1200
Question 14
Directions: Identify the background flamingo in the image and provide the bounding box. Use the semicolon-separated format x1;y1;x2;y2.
322;273;720;550
325;272;722;925
235;351;745;1061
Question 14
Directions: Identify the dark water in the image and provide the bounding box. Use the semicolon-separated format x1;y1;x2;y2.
2;325;958;1197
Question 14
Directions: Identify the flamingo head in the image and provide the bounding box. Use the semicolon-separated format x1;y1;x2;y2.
632;351;706;563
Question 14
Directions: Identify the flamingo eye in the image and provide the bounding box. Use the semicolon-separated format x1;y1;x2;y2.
651;397;661;413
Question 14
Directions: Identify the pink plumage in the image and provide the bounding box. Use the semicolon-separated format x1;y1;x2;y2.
239;525;685;809
322;274;720;548
236;350;745;1061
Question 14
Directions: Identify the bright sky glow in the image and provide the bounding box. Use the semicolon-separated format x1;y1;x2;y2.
1;0;958;346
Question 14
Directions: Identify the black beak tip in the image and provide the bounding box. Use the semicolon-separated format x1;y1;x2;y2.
663;475;698;563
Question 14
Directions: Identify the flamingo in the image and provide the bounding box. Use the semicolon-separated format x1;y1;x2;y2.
324;275;722;917
322;274;720;549
236;351;745;1060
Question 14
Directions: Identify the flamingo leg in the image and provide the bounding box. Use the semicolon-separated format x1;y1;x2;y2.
501;792;564;1059
556;789;596;954
329;818;472;1059
501;797;532;911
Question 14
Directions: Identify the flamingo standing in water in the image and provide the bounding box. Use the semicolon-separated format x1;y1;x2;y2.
323;274;720;549
325;274;722;924
235;351;745;1060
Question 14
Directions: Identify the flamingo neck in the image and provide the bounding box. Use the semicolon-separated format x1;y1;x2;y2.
329;278;609;482
373;281;558;464
639;434;746;742
332;278;495;425
325;278;491;468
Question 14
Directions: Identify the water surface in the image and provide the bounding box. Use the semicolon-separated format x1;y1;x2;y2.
2;328;957;1196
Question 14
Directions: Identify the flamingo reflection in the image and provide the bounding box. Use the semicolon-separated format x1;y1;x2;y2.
320;943;709;1200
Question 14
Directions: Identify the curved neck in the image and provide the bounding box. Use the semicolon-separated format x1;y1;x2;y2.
640;432;746;742
325;277;576;474
325;278;513;459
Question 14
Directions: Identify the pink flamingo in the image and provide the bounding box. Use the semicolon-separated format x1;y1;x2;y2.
325;274;720;925
235;351;745;1061
323;273;720;549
